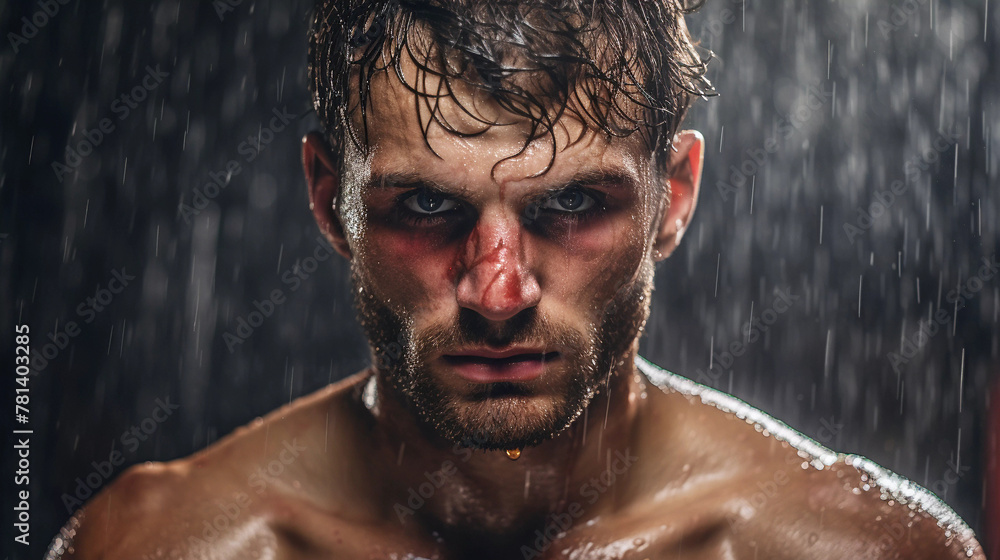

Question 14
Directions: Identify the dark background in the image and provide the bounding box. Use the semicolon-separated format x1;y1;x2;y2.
1;0;997;556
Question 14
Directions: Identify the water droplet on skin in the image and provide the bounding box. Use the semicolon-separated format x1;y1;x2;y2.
506;448;521;460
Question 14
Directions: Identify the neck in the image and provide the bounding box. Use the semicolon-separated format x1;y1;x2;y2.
360;345;648;548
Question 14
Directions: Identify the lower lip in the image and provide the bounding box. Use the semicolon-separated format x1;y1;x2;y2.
442;352;559;383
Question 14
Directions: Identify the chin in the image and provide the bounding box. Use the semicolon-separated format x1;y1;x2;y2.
411;371;597;451
449;394;562;450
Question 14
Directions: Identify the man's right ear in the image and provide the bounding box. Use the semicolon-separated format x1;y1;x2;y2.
302;131;352;260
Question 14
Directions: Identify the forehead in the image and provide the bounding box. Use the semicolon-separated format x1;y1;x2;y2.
345;43;655;186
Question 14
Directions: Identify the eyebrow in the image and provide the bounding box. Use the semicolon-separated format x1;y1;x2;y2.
364;172;456;192
363;168;641;195
559;169;641;192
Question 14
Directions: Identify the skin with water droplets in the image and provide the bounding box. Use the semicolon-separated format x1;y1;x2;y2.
50;24;984;560
50;363;987;559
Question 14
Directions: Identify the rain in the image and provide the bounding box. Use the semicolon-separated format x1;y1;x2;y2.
0;0;996;557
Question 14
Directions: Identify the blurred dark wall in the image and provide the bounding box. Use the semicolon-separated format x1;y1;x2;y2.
1;0;997;556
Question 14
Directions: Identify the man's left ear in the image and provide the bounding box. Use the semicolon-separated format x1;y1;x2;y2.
652;129;704;261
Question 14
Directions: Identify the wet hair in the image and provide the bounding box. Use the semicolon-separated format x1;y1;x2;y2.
307;0;715;175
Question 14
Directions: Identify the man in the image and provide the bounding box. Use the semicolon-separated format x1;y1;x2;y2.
49;0;985;558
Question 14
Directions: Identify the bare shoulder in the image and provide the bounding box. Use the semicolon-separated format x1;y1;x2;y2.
46;461;202;559
633;356;986;560
45;370;373;560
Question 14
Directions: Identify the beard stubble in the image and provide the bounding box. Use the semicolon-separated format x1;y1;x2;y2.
351;258;655;451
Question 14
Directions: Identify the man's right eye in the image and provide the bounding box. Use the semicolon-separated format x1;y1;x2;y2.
401;190;459;215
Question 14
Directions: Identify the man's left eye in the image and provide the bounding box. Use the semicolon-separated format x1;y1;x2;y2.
539;189;596;213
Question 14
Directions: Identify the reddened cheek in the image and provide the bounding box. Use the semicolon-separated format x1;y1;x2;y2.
533;217;647;313
544;208;647;264
360;227;463;308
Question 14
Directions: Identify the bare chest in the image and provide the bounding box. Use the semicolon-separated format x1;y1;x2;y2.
262;502;737;560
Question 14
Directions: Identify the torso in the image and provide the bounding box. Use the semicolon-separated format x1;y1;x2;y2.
48;356;984;560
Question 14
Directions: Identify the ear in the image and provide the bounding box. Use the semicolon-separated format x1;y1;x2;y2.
303;131;352;260
652;130;704;261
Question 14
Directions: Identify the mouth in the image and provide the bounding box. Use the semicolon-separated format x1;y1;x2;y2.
440;348;560;383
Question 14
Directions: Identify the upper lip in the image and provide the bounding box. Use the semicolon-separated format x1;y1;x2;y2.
443;346;556;359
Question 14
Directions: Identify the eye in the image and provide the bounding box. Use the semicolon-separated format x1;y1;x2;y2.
402;190;459;215
540;188;596;213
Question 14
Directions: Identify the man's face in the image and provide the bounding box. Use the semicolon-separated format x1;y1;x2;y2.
333;57;668;451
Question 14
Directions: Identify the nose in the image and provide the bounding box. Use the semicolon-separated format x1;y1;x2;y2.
455;211;541;322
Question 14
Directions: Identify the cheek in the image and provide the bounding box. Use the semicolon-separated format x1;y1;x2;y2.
543;212;650;307
359;225;461;314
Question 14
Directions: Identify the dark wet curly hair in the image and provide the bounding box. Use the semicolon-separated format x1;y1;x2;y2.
308;0;715;175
